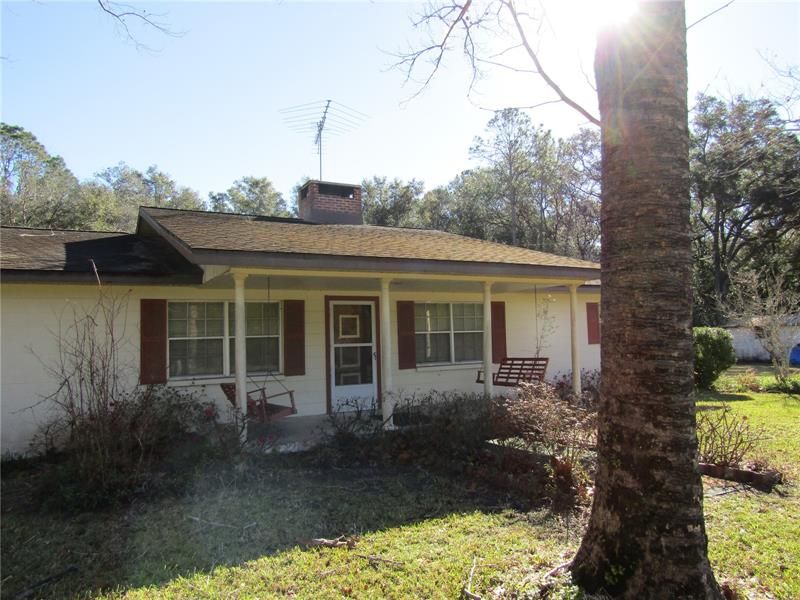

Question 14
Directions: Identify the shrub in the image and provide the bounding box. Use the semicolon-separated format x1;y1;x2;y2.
693;327;736;389
495;381;596;506
33;386;219;510
500;381;596;468
30;290;229;510
551;369;601;409
316;392;497;469
696;403;763;467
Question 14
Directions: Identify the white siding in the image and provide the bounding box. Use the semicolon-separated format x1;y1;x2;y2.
1;282;601;454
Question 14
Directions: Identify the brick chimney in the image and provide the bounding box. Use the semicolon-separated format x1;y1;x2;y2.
298;180;363;225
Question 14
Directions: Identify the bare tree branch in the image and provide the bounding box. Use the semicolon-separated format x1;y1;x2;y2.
395;0;600;125
503;0;600;126
687;0;736;30
96;0;182;49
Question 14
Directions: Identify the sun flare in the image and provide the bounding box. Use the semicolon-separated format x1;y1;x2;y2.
581;0;638;32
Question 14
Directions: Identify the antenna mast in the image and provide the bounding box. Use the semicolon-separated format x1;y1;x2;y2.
314;100;331;180
280;100;368;181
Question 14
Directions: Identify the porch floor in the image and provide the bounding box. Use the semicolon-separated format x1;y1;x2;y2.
246;414;334;453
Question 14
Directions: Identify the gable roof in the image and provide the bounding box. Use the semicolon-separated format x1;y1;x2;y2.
139;207;600;280
0;227;202;284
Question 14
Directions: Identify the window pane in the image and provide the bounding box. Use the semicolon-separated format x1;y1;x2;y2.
186;303;206;337
230;303;279;337
414;303;450;333
454;332;483;362
169;339;223;377
168;303;187;319
206;316;224;337
453;303;483;332
415;332;451;363
230;337;280;373
206;303;224;319
264;303;280;335
168;318;187;338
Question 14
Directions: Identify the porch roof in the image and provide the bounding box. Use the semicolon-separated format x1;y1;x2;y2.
139;207;600;281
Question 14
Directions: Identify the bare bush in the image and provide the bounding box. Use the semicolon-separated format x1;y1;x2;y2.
551;369;601;409
501;381;597;469
726;270;800;389
696;404;764;467
33;290;218;509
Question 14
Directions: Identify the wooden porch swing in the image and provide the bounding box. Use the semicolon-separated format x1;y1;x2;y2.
476;357;549;387
220;378;297;423
220;276;297;423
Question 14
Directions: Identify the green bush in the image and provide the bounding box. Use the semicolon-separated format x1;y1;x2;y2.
693;327;736;389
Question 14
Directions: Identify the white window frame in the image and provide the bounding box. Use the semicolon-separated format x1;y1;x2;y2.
167;300;282;380
414;302;484;366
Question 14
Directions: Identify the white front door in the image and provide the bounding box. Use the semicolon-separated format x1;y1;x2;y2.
330;301;378;412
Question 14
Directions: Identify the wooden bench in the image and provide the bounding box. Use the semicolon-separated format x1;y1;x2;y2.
220;384;297;423
476;357;549;387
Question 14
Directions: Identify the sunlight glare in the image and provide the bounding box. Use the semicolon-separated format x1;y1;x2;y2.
581;0;638;31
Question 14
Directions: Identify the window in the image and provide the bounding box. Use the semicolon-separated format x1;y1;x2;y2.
229;303;280;373
167;301;280;378
414;303;483;364
168;302;224;377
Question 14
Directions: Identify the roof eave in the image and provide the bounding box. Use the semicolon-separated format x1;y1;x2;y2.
189;248;600;280
0;270;204;285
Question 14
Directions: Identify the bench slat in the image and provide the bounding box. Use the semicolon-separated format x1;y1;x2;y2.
476;357;548;387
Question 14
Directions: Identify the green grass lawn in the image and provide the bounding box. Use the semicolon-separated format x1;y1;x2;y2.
698;390;800;599
2;391;798;599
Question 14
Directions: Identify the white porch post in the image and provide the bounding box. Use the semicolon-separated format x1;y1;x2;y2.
568;283;582;396
483;281;493;396
379;278;394;425
233;271;248;444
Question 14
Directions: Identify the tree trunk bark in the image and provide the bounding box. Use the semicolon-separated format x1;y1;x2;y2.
570;3;722;598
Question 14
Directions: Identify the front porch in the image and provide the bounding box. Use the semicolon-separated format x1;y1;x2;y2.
198;267;599;444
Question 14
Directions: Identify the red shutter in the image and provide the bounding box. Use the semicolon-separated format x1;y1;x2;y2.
283;300;305;376
491;301;507;363
587;302;601;345
397;301;416;369
140;299;167;384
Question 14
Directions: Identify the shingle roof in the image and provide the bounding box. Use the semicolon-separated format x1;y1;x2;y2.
0;227;202;283
141;207;599;271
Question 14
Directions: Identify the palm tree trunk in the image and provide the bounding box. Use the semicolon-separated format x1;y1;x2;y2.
570;3;721;597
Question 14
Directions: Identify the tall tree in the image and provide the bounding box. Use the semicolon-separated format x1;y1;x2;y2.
209;176;289;216
470;109;537;246
0;123;88;229
690;94;800;323
403;3;722;592
360;176;425;227
571;4;720;596
90;162;204;231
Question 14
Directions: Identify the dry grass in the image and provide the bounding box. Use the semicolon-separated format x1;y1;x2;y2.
2;388;798;599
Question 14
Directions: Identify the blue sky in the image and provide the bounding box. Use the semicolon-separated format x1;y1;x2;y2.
2;1;799;203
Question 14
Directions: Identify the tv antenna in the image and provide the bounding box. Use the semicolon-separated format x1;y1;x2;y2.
280;99;368;180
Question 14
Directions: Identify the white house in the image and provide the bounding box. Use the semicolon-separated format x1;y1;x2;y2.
0;180;601;454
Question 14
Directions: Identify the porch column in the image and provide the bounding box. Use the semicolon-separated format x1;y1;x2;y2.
233;271;248;444
568;283;581;396
483;281;493;396
379;278;394;425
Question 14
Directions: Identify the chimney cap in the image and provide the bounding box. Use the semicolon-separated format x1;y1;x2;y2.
300;179;361;191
